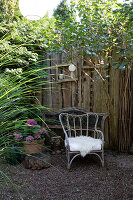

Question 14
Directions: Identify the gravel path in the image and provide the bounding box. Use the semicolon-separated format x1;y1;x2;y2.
1;151;133;200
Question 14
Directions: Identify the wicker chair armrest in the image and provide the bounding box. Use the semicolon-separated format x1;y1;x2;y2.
95;129;104;141
65;137;69;146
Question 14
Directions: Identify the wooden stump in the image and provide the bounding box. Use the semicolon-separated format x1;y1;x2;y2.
51;136;62;154
23;153;51;170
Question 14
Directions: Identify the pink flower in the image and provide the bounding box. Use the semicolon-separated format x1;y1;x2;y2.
14;134;23;140
26;136;34;142
39;129;44;134
43;129;49;136
14;130;19;134
34;134;41;139
26;120;36;126
39;128;48;136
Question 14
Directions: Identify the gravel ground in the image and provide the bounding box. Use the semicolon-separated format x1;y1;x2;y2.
1;151;133;200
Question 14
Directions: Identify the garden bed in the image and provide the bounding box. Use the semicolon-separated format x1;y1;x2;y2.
1;151;133;200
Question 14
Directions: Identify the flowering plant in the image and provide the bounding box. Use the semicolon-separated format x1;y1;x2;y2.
14;120;49;143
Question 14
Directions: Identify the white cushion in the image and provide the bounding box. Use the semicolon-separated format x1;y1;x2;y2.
65;136;103;157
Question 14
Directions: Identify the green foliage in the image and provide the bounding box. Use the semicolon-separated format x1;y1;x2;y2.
0;1;55;197
53;0;76;24
14;119;49;144
2;146;22;165
0;0;56;71
51;0;133;69
0;47;49;197
0;30;50;157
0;19;45;71
0;0;16;22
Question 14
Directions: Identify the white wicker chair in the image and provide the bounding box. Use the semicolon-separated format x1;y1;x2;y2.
59;112;105;169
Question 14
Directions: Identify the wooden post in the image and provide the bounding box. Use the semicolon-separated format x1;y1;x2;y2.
78;56;83;107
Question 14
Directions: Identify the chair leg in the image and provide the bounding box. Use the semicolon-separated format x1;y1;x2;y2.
101;151;104;167
92;152;104;167
67;151;70;169
66;148;70;169
67;152;81;170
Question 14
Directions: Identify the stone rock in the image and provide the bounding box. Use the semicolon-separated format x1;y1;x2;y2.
23;153;51;170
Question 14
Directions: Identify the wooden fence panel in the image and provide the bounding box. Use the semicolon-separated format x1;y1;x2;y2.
118;67;133;152
62;82;71;107
109;68;120;149
40;53;132;151
81;69;91;111
42;55;52;108
50;53;60;110
93;79;109;112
